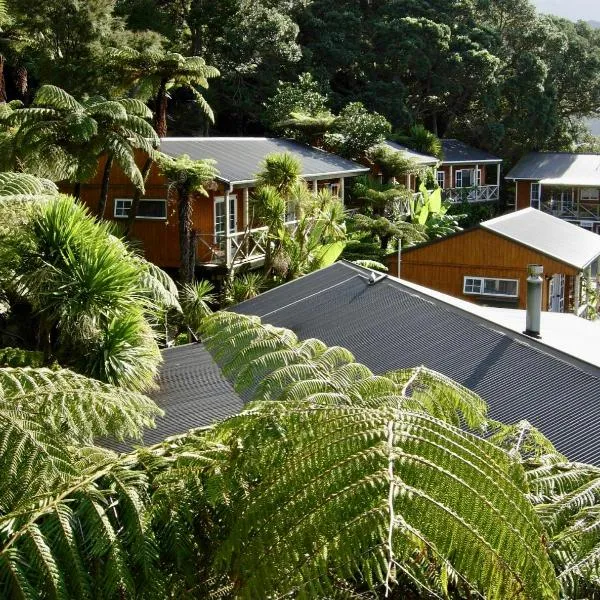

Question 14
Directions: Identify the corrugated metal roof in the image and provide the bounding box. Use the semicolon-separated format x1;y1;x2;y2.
160;137;369;185
103;343;243;451
441;139;502;164
505;152;600;186
234;261;600;465
383;141;439;166
482;208;600;269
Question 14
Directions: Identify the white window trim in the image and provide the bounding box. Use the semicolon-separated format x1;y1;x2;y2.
463;276;519;298
113;198;167;220
436;170;445;188
530;183;541;209
581;188;599;202
214;195;237;242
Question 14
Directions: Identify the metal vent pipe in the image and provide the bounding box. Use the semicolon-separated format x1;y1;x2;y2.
524;264;543;337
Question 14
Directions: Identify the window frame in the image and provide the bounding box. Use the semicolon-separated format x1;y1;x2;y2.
530;183;541;210
463;276;519;298
581;188;599;202
436;170;445;188
113;198;167;220
214;195;237;243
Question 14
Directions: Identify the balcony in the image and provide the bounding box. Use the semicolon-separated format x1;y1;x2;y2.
196;221;300;268
443;185;499;204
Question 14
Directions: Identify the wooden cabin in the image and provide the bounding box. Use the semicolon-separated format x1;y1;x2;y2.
386;208;600;317
506;152;600;233
78;137;369;274
437;139;502;204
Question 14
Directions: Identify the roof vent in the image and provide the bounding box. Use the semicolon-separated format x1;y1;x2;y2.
368;271;387;286
524;264;543;338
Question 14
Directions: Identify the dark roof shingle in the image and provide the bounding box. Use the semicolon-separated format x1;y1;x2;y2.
160;137;369;184
441;139;502;164
234;262;600;464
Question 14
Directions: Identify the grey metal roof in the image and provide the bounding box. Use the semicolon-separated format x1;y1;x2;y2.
103;343;243;451
505;152;600;186
234;261;600;465
482;208;600;269
160;137;369;185
383;141;439;166
441;139;502;165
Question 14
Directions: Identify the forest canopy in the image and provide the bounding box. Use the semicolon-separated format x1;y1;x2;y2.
1;0;599;163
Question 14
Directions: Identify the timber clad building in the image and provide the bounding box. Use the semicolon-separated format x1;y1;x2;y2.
506;152;600;233
78;137;368;272
387;208;600;316
380;139;502;204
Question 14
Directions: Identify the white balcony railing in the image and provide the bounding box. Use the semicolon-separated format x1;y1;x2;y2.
443;185;499;204
197;220;300;267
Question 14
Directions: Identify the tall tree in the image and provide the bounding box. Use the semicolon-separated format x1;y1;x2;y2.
108;46;219;137
156;153;218;282
7;85;158;201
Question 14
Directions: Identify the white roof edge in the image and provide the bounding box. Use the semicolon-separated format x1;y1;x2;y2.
480;209;600;270
342;260;600;371
441;159;503;165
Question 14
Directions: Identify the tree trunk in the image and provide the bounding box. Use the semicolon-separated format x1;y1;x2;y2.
154;81;169;138
97;155;114;218
73;182;81;199
125;157;153;236
0;55;7;103
178;185;193;283
14;64;28;98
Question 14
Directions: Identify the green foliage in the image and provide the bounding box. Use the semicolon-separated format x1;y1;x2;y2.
263;72;330;137
369;145;424;183
255;152;303;197
198;311;559;598
5;85;159;190
0;172;58;202
0;347;44;367
156;153;218;197
0;195;172;390
180;279;216;333
108;46;219;135
351;259;389;273
225;272;265;305
394;124;443;159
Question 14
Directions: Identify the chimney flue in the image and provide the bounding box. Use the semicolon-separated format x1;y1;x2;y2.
524;264;543;338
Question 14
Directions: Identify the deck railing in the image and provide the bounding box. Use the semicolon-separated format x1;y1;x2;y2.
443;185;499;204
196;220;300;267
540;199;600;221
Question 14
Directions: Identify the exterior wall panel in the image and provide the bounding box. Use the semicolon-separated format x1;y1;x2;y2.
387;228;579;310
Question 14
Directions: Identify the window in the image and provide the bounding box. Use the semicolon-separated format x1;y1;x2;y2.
214;195;237;242
436;170;445;188
329;183;340;197
530;183;541;210
114;198;166;219
581;188;599;202
463;276;518;297
455;169;473;188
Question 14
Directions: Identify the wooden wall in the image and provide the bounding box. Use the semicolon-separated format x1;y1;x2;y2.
387;228;578;310
515;180;533;210
74;157;346;269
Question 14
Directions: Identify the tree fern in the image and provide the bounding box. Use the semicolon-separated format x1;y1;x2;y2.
526;456;600;596
199;312;558;598
0;172;58;201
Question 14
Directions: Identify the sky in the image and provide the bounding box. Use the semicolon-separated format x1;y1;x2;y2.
532;0;600;21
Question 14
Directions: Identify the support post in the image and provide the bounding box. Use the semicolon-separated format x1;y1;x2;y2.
224;187;232;267
449;165;453;190
312;179;318;194
496;163;501;189
243;187;249;228
339;177;345;207
574;273;581;315
514;180;518;211
397;241;401;278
